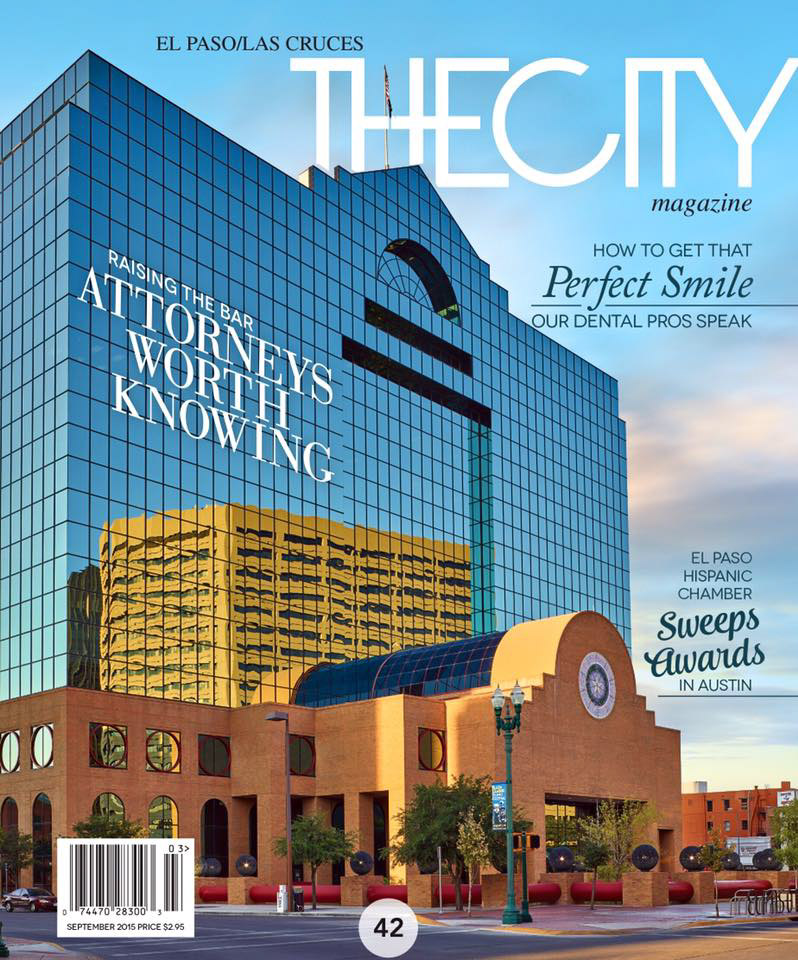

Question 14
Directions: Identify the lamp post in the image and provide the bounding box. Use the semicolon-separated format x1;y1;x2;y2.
491;681;525;925
266;711;293;912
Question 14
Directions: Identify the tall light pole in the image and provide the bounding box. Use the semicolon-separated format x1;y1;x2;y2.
491;681;525;925
266;711;293;911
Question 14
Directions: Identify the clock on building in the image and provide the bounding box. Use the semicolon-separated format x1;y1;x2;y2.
578;652;616;719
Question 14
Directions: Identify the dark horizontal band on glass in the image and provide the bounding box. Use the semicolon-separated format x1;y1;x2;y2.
364;299;472;375
342;336;491;428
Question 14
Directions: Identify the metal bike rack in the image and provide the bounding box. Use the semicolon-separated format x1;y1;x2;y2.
741;888;798;918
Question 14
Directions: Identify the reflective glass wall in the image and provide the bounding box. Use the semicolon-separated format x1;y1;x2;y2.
0;52;629;707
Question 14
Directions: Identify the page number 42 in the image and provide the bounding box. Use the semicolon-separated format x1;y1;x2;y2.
374;916;404;937
359;899;419;957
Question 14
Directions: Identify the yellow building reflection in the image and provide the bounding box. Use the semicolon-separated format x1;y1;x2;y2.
97;506;472;706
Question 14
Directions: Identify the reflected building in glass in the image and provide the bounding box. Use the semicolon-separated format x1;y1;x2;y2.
0;51;630;711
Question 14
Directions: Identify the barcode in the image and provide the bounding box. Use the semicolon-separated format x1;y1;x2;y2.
58;838;194;938
68;842;182;912
163;852;182;912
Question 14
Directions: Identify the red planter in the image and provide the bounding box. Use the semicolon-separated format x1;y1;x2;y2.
367;884;408;903
197;885;227;903
248;883;342;904
434;884;482;906
668;880;693;904
570;880;623;903
715;879;772;899
528;882;561;904
249;884;279;903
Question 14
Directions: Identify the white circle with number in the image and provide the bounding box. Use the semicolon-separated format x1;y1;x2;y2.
359;898;419;958
578;651;616;719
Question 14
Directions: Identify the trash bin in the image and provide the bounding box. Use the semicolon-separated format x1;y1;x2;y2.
293;886;305;912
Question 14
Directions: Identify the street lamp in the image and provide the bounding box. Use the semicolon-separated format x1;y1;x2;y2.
492;681;525;925
266;711;293;911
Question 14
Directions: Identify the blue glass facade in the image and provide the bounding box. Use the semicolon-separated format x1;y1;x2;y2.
0;51;630;708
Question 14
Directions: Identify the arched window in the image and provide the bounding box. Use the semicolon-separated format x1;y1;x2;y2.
93;792;125;820
378;239;459;321
1;798;18;891
148;796;178;838
32;793;52;889
201;799;228;876
1;797;17;831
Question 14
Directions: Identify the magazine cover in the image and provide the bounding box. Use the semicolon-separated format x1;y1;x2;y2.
0;2;795;958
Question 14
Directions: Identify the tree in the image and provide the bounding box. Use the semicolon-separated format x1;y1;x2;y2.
577;820;611;911
72;813;145;838
273;813;357;910
388;774;529;911
771;798;798;889
584;800;657;881
456;809;492;915
699;828;728;918
0;828;33;892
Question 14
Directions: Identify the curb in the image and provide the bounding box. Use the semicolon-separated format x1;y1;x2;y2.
194;906;364;917
439;914;798;938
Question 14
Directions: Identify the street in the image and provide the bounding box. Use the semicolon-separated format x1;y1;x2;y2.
1;911;798;959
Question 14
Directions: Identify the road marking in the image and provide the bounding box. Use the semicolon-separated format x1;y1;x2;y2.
104;925;499;955
109;936;366;955
702;934;798;942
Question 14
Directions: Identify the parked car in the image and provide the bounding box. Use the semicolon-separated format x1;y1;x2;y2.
2;887;57;912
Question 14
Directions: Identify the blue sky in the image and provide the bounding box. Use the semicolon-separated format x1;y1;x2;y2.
2;1;796;791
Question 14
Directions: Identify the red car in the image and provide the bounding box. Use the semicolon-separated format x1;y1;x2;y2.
2;887;57;912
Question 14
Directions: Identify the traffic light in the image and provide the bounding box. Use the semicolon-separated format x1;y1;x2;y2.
512;833;541;850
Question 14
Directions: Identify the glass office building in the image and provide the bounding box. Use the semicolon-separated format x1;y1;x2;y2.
0;51;630;709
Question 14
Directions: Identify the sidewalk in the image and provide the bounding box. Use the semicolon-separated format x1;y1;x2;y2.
417;902;796;933
195;903;364;917
194;901;797;933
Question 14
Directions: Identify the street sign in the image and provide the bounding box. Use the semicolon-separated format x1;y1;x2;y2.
492;782;507;831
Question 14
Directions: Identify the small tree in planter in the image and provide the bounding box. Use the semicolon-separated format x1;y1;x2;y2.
772;798;798;890
388;775;529;912
699;829;727;918
582;800;657;881
456;809;492;915
273;814;357;910
0;828;33;893
581;838;611;910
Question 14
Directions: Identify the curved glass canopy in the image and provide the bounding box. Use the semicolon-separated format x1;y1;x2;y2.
293;631;504;707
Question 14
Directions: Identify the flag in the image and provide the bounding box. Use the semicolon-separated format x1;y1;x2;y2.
384;65;393;119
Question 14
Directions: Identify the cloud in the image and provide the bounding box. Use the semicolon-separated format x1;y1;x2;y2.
626;378;798;517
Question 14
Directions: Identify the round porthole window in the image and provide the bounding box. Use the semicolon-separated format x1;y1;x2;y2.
0;731;20;774
578;652;616;719
418;729;445;771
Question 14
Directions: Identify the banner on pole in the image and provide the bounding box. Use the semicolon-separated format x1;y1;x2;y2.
492;782;507;831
